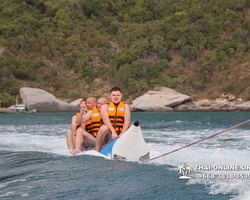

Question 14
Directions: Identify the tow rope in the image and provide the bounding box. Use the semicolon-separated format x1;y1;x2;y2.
145;119;250;162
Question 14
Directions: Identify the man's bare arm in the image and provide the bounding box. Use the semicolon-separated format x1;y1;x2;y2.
76;110;92;124
100;104;115;132
76;111;84;124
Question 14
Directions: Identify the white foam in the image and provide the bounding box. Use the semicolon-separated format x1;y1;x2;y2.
1;123;250;199
0;125;70;156
146;129;250;199
233;190;250;200
0;191;15;198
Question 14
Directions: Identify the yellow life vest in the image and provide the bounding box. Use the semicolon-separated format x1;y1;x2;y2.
91;106;103;137
107;101;125;135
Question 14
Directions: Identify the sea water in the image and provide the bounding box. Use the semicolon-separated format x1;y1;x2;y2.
1;112;250;200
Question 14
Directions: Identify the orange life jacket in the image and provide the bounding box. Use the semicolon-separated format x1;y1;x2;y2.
108;101;125;135
75;113;82;130
85;110;92;133
91;106;103;137
75;112;92;133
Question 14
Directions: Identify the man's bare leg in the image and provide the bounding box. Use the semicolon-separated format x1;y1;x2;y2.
82;131;96;147
73;129;85;155
95;125;110;152
73;129;96;155
66;131;74;154
72;134;76;148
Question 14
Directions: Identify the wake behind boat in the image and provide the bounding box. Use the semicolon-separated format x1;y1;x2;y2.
77;121;150;162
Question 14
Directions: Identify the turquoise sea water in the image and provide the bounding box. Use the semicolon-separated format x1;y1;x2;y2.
1;112;250;200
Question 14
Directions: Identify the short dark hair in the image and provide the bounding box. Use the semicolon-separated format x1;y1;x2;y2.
110;86;121;93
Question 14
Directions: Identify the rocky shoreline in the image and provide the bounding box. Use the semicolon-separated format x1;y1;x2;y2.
130;87;250;112
173;97;250;112
7;87;250;113
131;99;250;112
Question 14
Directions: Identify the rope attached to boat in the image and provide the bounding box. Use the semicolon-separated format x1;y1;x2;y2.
144;119;250;162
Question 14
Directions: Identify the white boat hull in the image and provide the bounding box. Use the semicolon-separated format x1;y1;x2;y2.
78;121;149;161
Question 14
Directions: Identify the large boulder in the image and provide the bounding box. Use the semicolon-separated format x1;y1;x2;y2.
20;87;79;112
70;98;83;106
131;87;191;112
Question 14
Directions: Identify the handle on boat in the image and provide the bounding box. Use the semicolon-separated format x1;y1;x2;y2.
133;121;139;126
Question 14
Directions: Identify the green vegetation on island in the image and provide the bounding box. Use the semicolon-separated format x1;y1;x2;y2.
1;0;250;107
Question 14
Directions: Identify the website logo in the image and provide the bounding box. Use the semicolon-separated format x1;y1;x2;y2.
177;163;193;179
